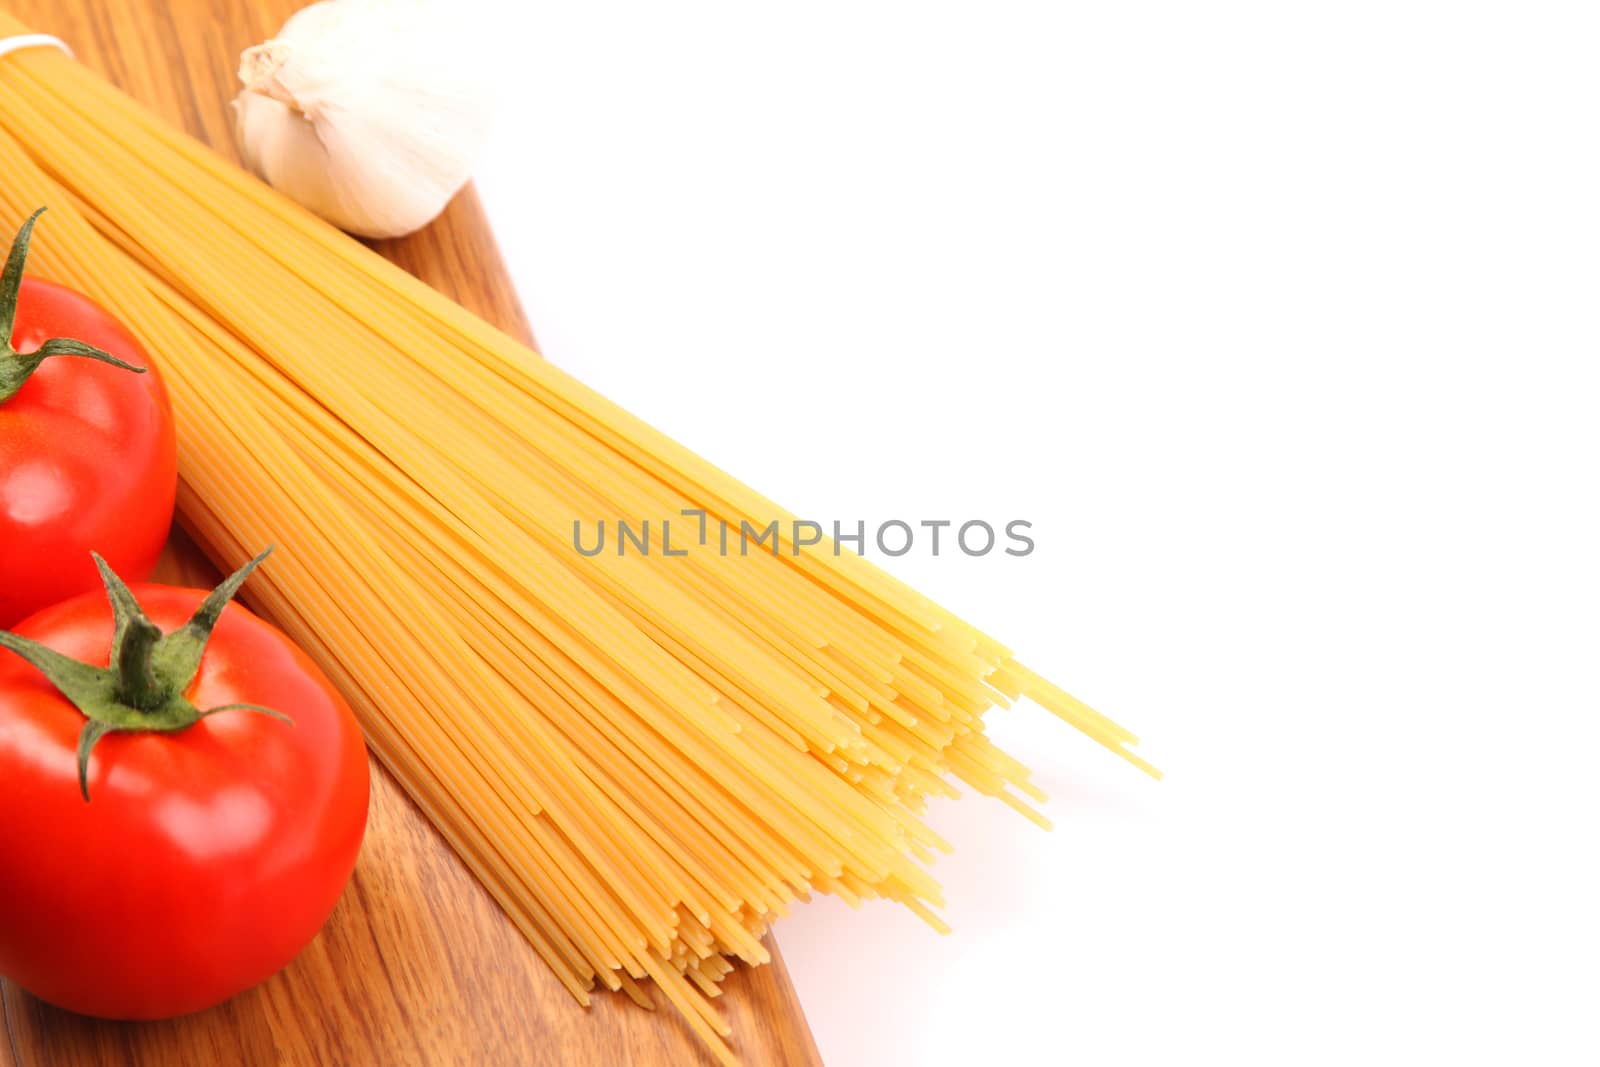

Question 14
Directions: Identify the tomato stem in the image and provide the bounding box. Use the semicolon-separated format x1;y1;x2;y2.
114;616;166;712
0;208;148;406
0;548;293;801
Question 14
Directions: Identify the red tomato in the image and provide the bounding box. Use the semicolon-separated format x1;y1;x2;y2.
0;211;177;628
0;570;369;1019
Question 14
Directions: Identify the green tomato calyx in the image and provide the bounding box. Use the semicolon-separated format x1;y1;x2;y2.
0;207;147;406
0;548;292;801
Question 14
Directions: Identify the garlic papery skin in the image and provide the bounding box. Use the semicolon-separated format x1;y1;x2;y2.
232;0;497;239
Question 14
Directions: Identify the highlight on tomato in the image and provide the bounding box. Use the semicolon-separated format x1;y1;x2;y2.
0;208;178;628
0;549;370;1019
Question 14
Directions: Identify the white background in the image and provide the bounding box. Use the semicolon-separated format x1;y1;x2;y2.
471;4;1600;1064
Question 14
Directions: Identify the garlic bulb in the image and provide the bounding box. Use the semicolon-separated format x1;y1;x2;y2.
232;0;497;239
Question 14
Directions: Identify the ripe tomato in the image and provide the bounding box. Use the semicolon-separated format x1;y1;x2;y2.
0;552;369;1019
0;209;177;628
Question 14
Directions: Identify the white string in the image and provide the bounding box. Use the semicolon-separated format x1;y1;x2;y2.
0;34;73;61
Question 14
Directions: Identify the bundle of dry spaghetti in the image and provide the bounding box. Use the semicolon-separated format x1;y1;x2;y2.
0;16;1154;1062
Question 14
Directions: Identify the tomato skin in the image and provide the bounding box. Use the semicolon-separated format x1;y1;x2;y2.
0;278;178;628
0;584;369;1019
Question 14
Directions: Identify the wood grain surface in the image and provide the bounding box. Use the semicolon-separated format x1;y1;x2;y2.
0;2;823;1065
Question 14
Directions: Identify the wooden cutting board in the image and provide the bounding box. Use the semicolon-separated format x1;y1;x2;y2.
0;3;823;1065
